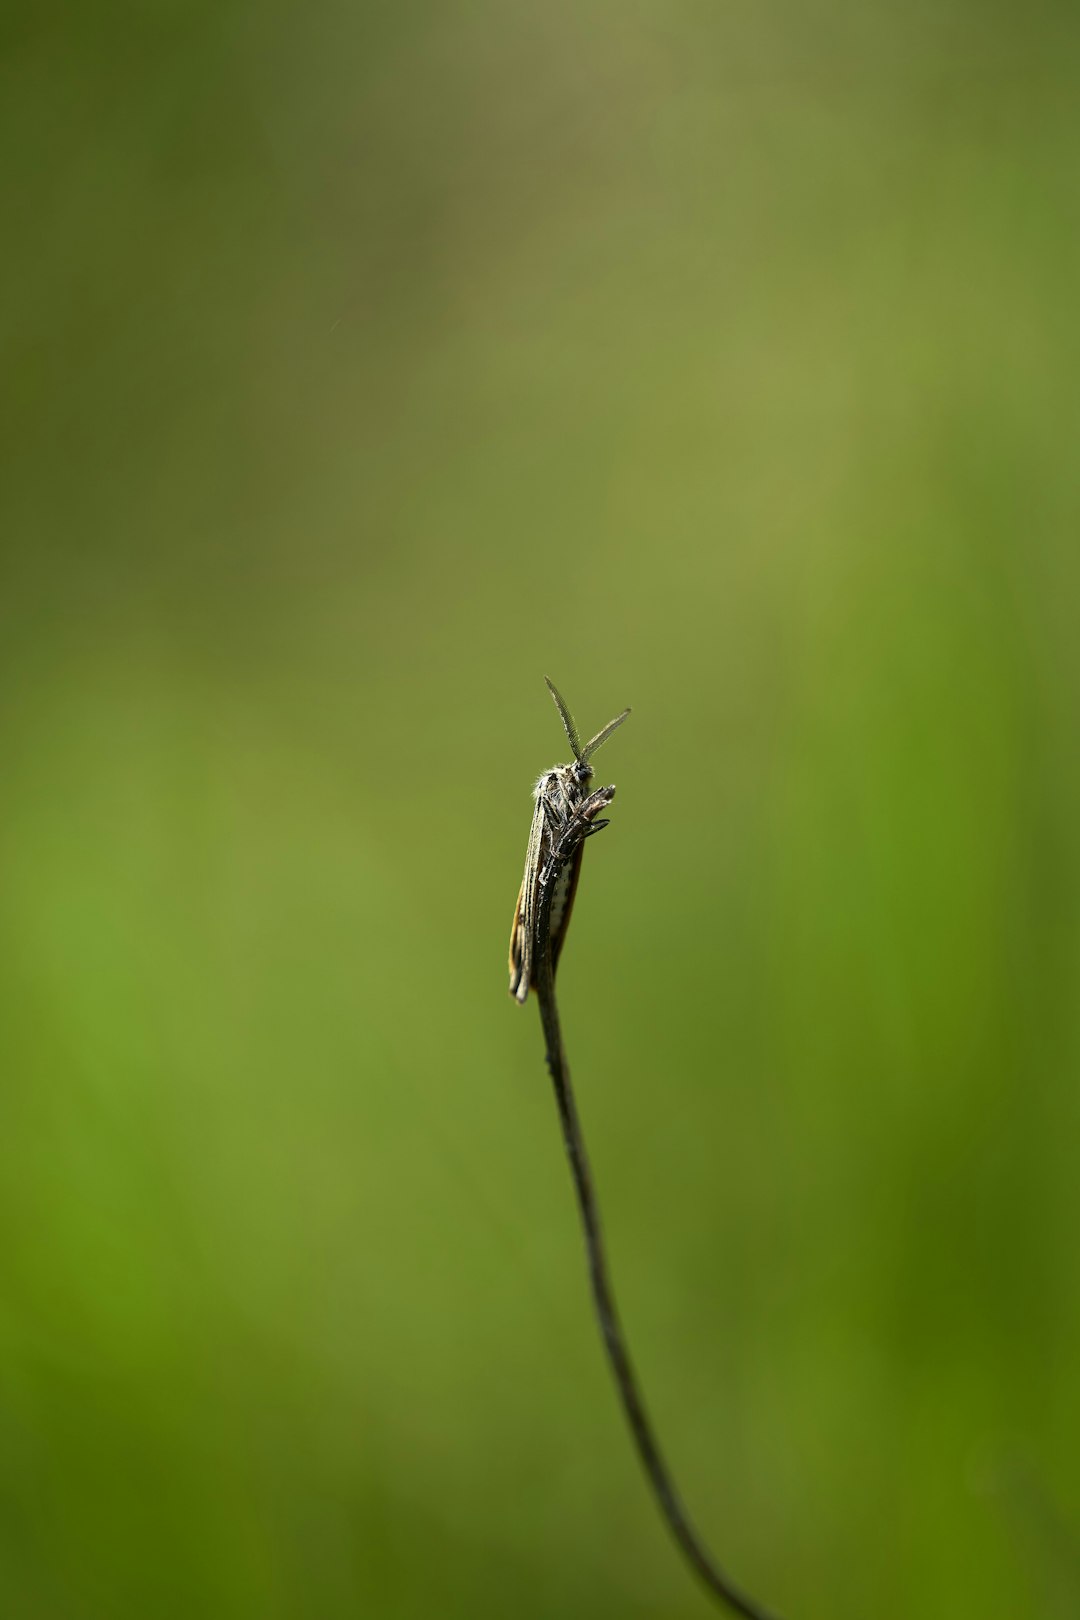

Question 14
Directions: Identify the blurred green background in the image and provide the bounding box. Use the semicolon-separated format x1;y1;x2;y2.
3;3;1079;1616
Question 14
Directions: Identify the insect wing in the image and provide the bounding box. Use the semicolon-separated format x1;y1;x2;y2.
508;791;546;1001
508;875;528;998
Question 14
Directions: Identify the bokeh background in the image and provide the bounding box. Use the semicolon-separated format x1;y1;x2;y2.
3;3;1080;1616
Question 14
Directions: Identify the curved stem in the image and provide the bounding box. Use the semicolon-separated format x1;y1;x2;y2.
532;821;781;1620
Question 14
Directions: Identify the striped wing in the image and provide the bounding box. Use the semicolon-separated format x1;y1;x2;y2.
508;792;546;1002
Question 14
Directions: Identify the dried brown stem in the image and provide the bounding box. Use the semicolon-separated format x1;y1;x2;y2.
531;810;782;1620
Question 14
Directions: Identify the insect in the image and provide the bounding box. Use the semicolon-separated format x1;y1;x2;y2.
508;678;630;1003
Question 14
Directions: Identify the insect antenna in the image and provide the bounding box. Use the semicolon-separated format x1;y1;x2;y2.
582;706;631;761
544;676;583;760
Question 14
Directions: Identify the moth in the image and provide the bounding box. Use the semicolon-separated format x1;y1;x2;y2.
508;677;630;1002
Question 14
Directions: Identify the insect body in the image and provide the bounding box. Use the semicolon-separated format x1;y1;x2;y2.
508;678;630;1002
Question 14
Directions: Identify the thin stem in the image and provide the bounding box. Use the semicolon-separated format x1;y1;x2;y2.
532;818;781;1620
